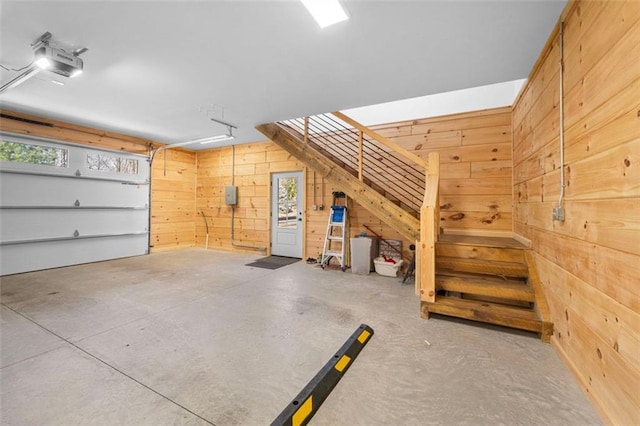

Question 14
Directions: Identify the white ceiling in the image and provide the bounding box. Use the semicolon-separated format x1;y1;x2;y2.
0;1;565;148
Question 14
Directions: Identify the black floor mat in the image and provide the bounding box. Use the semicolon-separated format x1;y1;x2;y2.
245;256;300;270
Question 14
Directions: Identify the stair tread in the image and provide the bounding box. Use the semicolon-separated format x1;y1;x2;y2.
436;256;528;277
324;250;343;256
437;257;526;268
438;234;529;249
436;271;535;302
425;296;544;333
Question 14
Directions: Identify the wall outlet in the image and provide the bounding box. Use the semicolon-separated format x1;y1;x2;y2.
312;205;317;211
552;206;565;221
319;204;324;211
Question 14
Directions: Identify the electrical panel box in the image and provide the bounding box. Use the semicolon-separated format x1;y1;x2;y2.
225;186;238;206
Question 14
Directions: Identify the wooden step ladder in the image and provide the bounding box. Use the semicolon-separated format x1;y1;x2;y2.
320;192;348;271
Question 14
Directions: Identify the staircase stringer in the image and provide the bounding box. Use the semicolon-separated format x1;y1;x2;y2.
524;250;554;342
256;122;420;241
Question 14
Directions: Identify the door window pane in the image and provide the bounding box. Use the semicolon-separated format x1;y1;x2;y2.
277;177;297;229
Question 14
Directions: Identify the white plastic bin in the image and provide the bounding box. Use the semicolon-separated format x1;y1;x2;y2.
374;257;403;277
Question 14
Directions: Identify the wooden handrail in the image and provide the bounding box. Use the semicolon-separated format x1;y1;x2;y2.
331;111;430;171
417;152;440;302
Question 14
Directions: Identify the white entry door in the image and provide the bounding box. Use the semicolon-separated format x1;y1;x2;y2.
271;172;303;258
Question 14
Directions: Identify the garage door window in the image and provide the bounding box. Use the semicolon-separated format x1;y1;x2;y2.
86;153;139;175
0;140;68;168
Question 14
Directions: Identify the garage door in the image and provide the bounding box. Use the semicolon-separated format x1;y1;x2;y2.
0;133;149;276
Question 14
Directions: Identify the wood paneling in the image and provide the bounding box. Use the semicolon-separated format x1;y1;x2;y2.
512;1;640;423
386;107;514;236
0;110;152;154
201;108;515;259
196;142;305;254
195;141;419;261
150;148;196;251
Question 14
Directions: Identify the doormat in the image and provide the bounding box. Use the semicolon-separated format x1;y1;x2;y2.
245;256;300;270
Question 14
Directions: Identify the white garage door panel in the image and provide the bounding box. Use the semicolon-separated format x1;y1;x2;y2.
0;235;148;276
0;173;148;207
0;133;150;276
0;209;148;241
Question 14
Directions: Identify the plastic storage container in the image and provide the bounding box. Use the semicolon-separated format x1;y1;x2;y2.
350;237;372;275
374;257;403;277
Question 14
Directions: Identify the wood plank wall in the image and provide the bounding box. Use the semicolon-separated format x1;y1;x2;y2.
150;149;197;252
511;1;640;424
372;107;513;236
195;106;514;262
306;170;413;261
0;110;151;154
195;141;416;261
196;142;305;253
0;110;197;253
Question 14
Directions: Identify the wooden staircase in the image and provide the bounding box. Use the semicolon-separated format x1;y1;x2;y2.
256;121;421;241
256;114;553;342
422;234;553;342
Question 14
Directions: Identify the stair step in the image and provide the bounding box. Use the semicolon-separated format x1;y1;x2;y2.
436;242;526;264
436;257;528;278
324;250;343;257
422;296;546;334
327;236;344;241
436;272;534;302
438;234;529;249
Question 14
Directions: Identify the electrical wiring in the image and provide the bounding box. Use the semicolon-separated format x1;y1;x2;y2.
0;60;35;72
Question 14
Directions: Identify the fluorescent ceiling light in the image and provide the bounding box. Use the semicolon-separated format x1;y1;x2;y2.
200;134;234;144
300;0;348;28
164;134;234;148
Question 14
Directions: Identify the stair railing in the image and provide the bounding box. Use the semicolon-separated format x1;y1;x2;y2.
278;112;441;298
279;112;427;215
417;152;440;302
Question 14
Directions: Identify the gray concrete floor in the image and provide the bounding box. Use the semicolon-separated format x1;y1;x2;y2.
1;248;600;426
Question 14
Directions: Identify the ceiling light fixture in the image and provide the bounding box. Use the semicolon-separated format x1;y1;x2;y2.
0;32;86;95
33;44;84;78
300;0;349;28
205;117;237;143
200;134;234;144
35;56;51;70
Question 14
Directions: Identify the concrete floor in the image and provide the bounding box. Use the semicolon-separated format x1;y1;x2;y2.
1;248;601;425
